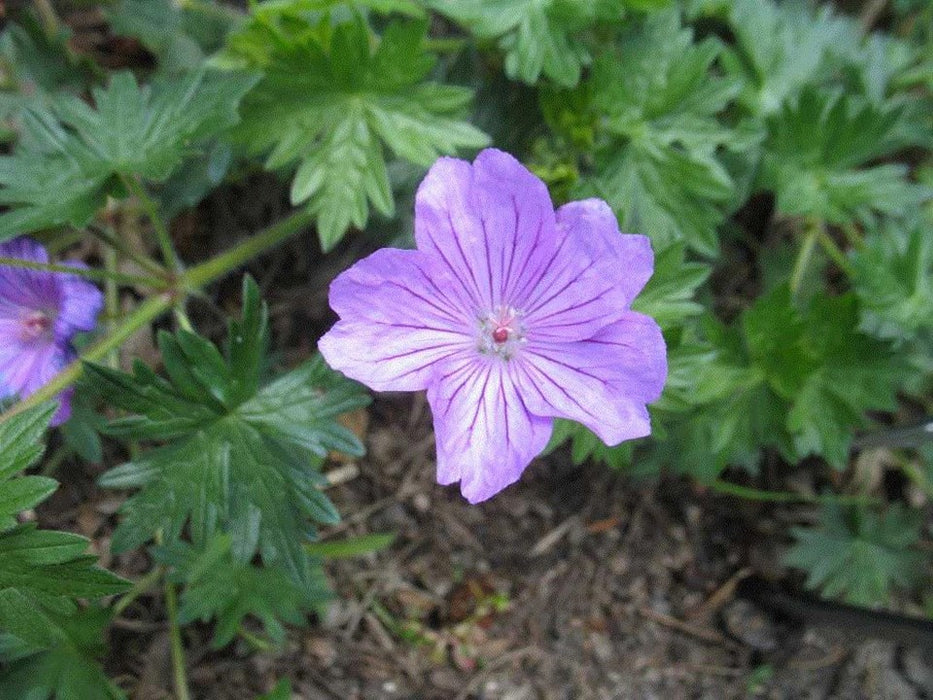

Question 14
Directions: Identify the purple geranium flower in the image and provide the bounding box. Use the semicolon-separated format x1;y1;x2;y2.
319;149;666;503
0;237;104;425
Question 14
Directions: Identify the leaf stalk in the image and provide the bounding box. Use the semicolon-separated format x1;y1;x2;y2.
123;175;182;273
0;256;167;289
165;579;191;700
113;567;165;617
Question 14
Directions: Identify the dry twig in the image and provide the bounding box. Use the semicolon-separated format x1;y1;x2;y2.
638;607;739;648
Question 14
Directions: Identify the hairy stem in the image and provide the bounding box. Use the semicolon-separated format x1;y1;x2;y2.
0;256;166;289
174;308;194;333
165;579;191;700
88;223;169;277
184;208;314;288
238;626;274;651
45;230;86;254
816;227;856;278
103;245;121;369
899;457;933;500
113;567;165;617
840;222;865;251
32;0;60;36
790;223;819;298
712;479;880;506
123;175;181;272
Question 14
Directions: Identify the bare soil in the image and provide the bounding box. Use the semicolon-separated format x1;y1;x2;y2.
45;381;933;700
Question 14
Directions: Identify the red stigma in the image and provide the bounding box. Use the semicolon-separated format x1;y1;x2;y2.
21;310;52;341
492;327;509;344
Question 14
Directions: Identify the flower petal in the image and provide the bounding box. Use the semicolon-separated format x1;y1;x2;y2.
427;356;553;503
319;248;474;392
0;340;60;394
515;312;667;444
556;199;654;306
0;338;72;424
50;385;75;426
518;233;631;342
0;237;60;314
55;262;104;339
0;317;19;357
414;149;559;310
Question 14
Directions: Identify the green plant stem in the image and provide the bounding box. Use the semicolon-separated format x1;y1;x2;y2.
238;626;274;652
711;479;880;506
790;225;818;297
0;256;166;289
45;230;86;254
816;228;856;278
38;445;68;477
899;458;933;500
0;207;314;425
164;579;191;700
32;0;60;36
113;567;165;617
840;222;865;251
174;308;194;332
184;208;314;288
123;175;181;272
104;245;121;369
88;224;169;277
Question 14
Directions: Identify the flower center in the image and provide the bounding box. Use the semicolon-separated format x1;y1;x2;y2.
478;305;525;359
20;310;53;342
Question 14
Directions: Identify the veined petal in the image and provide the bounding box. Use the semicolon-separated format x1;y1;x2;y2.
20;344;74;426
0;317;19;350
0;339;62;395
0;237;48;264
519;233;630;342
55;262;104;339
515;312;667;445
0;340;73;425
0;338;72;424
427;357;552;503
328;247;472;324
319;248;474;392
320;148;669;505
414;149;559;310
0;237;61;312
318;322;470;393
414;156;487;308
50;385;75;426
556;199;654;306
470;149;561;305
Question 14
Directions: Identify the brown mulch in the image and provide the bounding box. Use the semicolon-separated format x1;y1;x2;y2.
50;385;925;700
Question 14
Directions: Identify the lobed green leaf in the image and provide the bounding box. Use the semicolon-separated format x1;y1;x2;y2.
93;278;369;589
785;502;925;606
0;68;257;241
229;15;488;250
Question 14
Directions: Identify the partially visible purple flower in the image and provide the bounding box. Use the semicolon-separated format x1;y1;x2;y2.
0;237;103;425
319;149;667;503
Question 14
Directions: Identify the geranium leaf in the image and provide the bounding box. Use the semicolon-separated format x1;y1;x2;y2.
0;406;127;699
90;277;369;589
227;15;488;250
0;68;257;241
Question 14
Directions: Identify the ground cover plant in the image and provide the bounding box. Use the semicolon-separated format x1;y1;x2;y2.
0;0;930;697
